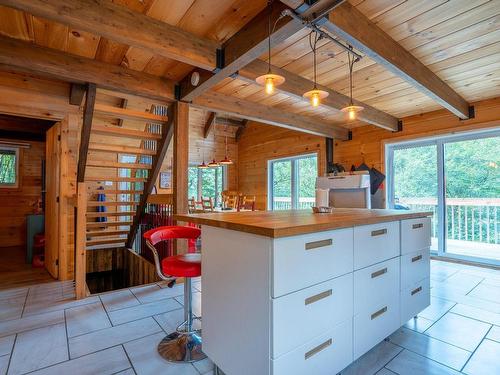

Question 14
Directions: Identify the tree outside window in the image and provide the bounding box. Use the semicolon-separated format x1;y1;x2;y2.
0;147;19;188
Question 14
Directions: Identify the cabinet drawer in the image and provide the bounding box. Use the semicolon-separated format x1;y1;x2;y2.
273;228;353;297
353;221;400;270
400;278;430;325
400;249;430;290
272;319;352;375
353;257;400;315
353;296;400;360
401;217;431;255
272;273;353;358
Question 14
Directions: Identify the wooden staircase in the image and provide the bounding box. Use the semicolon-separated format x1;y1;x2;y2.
80;89;172;251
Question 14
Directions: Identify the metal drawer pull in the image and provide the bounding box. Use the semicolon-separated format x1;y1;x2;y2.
371;267;388;278
305;338;332;360
371;306;388;320
305;239;333;250
305;289;332;305
371;228;387;236
412;223;424;229
411;255;423;263
411;286;423;296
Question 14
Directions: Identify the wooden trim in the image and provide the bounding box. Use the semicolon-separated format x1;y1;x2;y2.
0;35;175;102
91;125;162;140
86;160;152;169
75;182;87;299
173;102;190;216
193;91;349;140
203;112;216;139
77;83;96;183
88;143;156;155
94;103;168;123
126;104;175;248
325;2;470;119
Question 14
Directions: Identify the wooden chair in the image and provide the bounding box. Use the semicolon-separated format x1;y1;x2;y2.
201;197;214;212
238;195;256;211
221;190;240;209
188;197;196;213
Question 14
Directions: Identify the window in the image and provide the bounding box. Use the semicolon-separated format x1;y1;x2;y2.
0;147;20;188
188;165;226;207
268;154;318;210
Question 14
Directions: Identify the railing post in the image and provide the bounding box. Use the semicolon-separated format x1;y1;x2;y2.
75;182;87;299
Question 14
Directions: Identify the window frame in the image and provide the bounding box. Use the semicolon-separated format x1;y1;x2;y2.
0;146;21;189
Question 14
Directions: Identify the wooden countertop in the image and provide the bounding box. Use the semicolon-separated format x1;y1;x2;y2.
175;209;432;238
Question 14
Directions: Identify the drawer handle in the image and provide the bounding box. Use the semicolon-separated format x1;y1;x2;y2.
305;289;332;305
371;267;388;278
411;286;423;296
371;306;388;320
305;239;332;250
411;255;423;263
304;338;332;360
371;228;387;237
412;223;424;229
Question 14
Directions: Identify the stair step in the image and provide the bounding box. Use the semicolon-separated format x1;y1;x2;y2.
92;124;162;140
87;201;139;207
86;221;132;228
89;143;156;155
86;211;135;218
85;177;147;182
86;238;127;247
86;230;130;237
87;161;152;169
94;103;168;123
87;190;143;195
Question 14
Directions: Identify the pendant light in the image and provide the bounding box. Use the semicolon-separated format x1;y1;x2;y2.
219;121;233;165
303;31;328;107
255;1;285;94
197;147;208;169
341;48;364;120
207;125;220;168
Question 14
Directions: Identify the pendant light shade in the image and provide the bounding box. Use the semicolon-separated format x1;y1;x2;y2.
255;1;285;94
219;133;233;165
303;31;328;107
197;147;209;169
341;49;364;120
207;159;220;168
341;105;364;120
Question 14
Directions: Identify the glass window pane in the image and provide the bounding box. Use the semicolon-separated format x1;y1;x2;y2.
0;149;17;184
272;160;292;210
297;156;317;210
201;168;216;202
188;167;199;200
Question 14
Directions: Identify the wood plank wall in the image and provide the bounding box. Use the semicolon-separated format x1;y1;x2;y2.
237;121;326;210
0;139;44;247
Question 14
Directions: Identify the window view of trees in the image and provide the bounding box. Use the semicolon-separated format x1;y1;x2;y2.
0;149;17;185
188;166;225;206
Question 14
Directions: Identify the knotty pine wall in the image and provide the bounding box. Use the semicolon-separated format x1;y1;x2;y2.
237;121;326;210
0;140;44;247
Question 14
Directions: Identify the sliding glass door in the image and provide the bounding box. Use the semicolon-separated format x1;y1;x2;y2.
387;130;499;264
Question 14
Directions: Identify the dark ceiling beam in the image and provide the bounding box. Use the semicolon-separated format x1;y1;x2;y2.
69;83;86;106
77;83;96;183
235;120;248;142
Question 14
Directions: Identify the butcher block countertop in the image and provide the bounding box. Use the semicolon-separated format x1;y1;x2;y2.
175;209;432;238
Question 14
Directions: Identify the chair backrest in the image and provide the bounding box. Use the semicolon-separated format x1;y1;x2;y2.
144;226;201;246
188;197;196;213
222;190;240;209
201;197;214;212
239;195;256;211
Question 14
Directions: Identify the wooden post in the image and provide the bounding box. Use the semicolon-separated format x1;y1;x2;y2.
75;182;87;299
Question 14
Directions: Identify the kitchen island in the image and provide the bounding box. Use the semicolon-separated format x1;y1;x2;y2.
176;209;432;375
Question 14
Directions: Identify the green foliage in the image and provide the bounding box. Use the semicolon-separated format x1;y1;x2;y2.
0;151;16;184
188;166;224;206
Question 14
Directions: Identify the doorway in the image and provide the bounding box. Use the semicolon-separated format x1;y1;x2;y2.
386;129;500;265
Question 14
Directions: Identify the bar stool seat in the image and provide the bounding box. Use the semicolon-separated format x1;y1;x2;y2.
162;253;201;278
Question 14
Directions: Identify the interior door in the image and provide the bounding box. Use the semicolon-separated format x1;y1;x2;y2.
45;122;60;278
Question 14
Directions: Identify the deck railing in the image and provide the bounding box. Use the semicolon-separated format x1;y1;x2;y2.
272;197;315;210
398;197;499;245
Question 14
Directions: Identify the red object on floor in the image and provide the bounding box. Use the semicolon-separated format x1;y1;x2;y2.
143;226;201;277
32;254;44;268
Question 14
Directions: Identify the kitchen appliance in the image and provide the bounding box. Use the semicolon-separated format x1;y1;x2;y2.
316;172;371;209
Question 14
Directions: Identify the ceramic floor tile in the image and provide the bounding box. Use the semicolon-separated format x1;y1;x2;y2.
23;296;99;317
431;288;500;314
468;283;500;303
418;296;455;321
108;297;181;325
65;301;112;338
462;339;500;375
0;336;14;357
123;332;199;375
0;297;25;322
486;325;500;343
100;289;140;312
130;283;184;304
8;323;68;375
114;369;136;375
192;357;214;375
424;313;490;351
376;369;397;375
0;288;28;301
0;310;64;338
451;304;500;326
175;292;201;317
404;316;435;333
389;328;471;371
386;349;461;375
481;277;500;287
430;268;459;282
69;317;162;358
442;273;484;293
153;308;200;334
341;341;402;375
0;354;9;375
29;346;130;375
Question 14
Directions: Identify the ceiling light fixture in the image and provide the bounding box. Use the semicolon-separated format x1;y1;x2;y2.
197;148;209;169
208;125;220;168
303;31;329;107
219;119;233;165
255;1;286;95
341;47;364;120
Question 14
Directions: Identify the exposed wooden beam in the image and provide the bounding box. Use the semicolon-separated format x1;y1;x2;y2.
0;0;218;71
215;117;246;127
203;112;216;139
179;2;303;101
193;91;349;140
173;102;190;218
0;35;175;102
77;83;96;183
235;120;248;142
240;60;399;131
291;0;471;119
69;83;86;106
93;103;169;123
126;105;174;248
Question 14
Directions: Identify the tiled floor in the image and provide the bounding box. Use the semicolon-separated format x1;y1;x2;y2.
0;260;499;374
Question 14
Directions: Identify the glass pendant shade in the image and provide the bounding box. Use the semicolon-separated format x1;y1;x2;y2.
255;73;285;95
303;89;329;107
341;104;364;120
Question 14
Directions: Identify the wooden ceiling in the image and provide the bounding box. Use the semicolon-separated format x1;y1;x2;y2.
0;0;498;130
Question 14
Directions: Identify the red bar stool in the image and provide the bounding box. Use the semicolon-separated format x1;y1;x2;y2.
144;226;206;363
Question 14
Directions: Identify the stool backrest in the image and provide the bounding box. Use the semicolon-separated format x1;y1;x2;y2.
144;226;201;247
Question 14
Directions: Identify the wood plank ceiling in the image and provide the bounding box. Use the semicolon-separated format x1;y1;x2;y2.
0;0;498;129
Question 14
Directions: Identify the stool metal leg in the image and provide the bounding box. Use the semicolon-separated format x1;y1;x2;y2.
157;277;206;363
